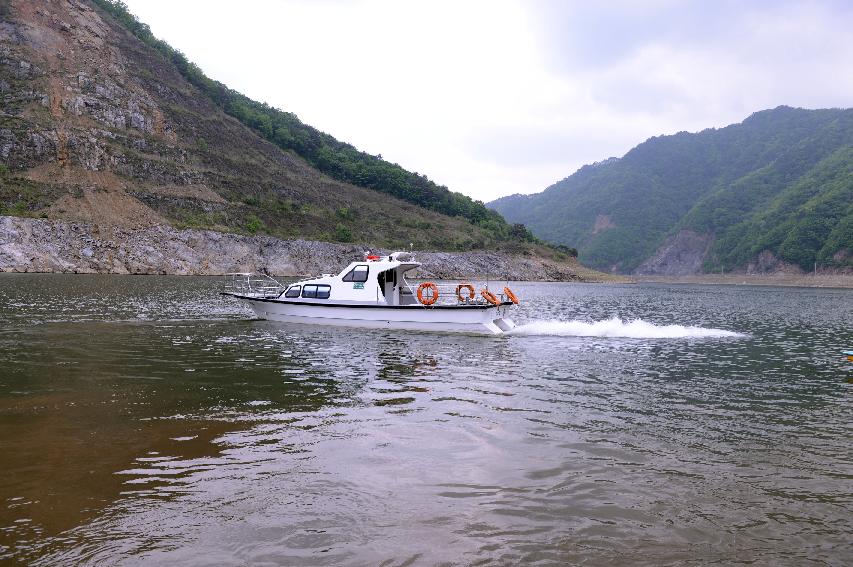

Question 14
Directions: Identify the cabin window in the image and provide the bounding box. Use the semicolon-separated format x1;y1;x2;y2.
301;285;318;298
284;285;301;298
301;284;331;299
342;265;369;282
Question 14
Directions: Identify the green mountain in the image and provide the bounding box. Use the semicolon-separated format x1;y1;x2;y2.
0;0;536;253
488;107;853;273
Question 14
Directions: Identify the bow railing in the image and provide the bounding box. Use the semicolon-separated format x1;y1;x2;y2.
222;273;286;298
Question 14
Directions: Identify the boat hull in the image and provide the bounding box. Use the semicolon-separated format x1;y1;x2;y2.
230;295;517;335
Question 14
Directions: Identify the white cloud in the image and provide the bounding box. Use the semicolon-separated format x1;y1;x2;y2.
122;0;853;202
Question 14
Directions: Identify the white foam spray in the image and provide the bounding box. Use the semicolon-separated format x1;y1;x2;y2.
509;317;744;339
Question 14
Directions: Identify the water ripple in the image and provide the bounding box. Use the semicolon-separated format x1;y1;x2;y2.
0;276;850;565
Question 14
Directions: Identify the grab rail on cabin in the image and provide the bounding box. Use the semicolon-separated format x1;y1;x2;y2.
223;272;286;298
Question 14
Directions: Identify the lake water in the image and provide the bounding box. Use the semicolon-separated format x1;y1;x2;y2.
0;275;850;566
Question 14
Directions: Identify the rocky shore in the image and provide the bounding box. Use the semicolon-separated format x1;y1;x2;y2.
0;216;614;282
634;273;853;289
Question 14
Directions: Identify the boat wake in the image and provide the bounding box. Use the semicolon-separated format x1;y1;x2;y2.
508;317;744;339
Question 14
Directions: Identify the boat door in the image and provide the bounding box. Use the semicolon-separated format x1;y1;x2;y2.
378;268;399;306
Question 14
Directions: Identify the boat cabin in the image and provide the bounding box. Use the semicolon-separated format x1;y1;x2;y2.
280;252;421;306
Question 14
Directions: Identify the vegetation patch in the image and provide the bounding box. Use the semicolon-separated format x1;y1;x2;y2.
0;177;61;217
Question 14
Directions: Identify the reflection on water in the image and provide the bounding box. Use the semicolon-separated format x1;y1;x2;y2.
0;275;851;565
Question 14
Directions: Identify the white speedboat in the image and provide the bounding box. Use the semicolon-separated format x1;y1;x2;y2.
223;252;519;334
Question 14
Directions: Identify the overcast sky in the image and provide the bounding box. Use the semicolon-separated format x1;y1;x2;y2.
122;0;853;202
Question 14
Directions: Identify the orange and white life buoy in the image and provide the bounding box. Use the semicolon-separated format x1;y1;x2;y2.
455;283;475;301
503;286;519;304
417;282;439;305
481;289;500;306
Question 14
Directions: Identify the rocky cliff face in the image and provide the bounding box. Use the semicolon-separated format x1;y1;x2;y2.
0;215;606;281
634;230;714;275
635;231;813;276
744;250;804;275
0;0;528;252
0;0;366;225
2;1;178;188
0;0;597;278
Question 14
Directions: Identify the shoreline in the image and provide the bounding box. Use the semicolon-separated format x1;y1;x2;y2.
634;273;853;289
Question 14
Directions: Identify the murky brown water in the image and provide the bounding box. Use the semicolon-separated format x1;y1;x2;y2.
0;275;851;565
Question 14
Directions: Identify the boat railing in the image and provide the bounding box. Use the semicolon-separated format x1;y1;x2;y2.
407;281;512;306
223;272;286;298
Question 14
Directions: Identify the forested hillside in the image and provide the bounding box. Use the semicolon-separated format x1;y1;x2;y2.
489;107;853;273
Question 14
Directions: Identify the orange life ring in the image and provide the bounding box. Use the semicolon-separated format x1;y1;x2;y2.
455;283;475;301
417;282;439;305
481;289;500;306
503;286;519;304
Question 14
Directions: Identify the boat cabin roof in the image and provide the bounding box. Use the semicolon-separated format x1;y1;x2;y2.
316;251;418;278
339;251;420;273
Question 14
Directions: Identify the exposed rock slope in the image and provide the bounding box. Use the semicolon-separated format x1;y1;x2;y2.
0;0;525;251
0;0;594;278
635;231;714;276
0;216;609;281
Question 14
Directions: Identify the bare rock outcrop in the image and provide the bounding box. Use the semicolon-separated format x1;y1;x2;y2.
745;250;803;274
0;216;602;281
634;230;713;275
